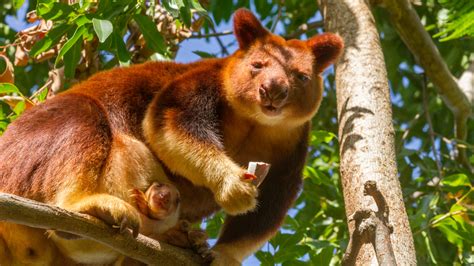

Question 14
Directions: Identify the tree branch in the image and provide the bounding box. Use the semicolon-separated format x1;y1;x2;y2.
190;30;233;39
343;181;396;266
0;193;202;266
284;20;324;39
422;73;443;178
380;0;473;172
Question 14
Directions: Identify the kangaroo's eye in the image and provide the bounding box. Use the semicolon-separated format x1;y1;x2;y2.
297;73;310;82
251;61;264;69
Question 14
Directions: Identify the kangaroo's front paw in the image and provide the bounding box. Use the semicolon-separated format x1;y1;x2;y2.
76;195;142;237
215;170;258;215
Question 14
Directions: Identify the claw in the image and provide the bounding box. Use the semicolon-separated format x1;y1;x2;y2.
189;230;208;244
120;217;128;234
132;223;139;238
203;250;216;263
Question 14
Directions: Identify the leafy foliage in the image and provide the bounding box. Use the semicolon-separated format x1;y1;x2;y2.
434;0;474;41
0;0;473;265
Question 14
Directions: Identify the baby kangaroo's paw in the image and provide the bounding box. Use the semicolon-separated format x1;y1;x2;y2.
73;194;142;237
180;220;212;260
214;169;258;215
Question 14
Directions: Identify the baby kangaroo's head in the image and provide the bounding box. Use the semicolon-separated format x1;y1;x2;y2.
224;8;344;126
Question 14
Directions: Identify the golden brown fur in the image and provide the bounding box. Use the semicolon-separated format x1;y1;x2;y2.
0;8;343;265
0;63;193;264
143;9;343;264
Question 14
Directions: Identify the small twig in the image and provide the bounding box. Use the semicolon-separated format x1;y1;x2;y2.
284;20;324;39
270;1;284;33
30;79;53;99
0;193;201;265
421;73;443;178
209;24;229;56
414;210;465;235
0;95;24;102
413;188;472;236
431;210;464;226
189;30;233;39
396;111;422;152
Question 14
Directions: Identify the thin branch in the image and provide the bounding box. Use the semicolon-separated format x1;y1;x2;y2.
380;0;473;172
0;95;24;102
396;111;422;152
190;30;233;39
435;132;474;150
413;210;465;235
30;79;53;99
421;73;443;178
209;24;229;56
284;20;324;39
0;193;201;266
270;1;284;33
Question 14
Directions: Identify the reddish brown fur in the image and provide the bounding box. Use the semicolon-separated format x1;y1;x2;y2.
0;8;343;265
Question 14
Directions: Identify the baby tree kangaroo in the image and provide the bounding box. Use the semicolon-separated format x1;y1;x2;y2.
0;8;342;265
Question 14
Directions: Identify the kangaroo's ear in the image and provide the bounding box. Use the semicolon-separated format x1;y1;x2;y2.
307;33;344;73
233;8;269;50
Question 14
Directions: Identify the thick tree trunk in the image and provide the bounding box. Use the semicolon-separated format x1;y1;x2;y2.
318;0;417;265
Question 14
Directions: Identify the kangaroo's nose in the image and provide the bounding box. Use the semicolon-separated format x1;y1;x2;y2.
259;79;288;106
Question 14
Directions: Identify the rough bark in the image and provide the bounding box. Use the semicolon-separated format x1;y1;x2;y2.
318;0;417;265
380;0;473;172
0;193;201;266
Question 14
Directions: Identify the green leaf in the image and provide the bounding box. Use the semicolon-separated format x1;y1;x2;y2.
190;0;207;13
421;231;438;264
205;212;224;238
75;15;92;27
92;18;113;43
311;130;337;145
179;2;192;27
273;244;310;263
30;24;72;57
310;246;335;266
113;32;131;66
36;88;49;102
270;232;304;249
13;0;25;10
13;101;26;116
193;50;216;58
150;53;172;61
254;251;275;265
37;1;74;21
442;174;471;187
0;83;21;94
133;14;166;55
55;25;87;66
63;39;82;78
0;56;7;74
282;260;308;266
161;0;180;17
